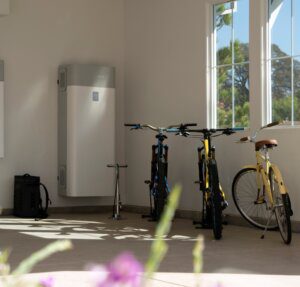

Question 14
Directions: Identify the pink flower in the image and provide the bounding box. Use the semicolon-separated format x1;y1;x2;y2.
92;252;143;287
39;276;54;287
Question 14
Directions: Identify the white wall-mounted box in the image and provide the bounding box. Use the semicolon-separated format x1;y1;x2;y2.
0;0;10;16
58;64;115;197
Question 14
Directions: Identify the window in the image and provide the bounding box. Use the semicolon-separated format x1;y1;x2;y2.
212;0;250;128
268;0;300;125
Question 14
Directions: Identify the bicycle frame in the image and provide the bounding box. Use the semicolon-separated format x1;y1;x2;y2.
200;136;226;201
242;149;288;207
124;123;174;220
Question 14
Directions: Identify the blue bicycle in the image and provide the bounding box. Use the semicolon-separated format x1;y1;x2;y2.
125;123;196;221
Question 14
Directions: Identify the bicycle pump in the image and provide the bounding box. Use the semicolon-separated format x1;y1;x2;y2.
107;164;128;220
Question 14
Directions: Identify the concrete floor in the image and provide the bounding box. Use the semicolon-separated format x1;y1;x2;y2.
0;212;299;275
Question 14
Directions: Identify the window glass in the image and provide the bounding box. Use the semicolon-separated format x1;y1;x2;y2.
293;57;300;122
271;58;292;122
233;0;249;63
270;0;292;58
217;66;233;128
213;0;249;128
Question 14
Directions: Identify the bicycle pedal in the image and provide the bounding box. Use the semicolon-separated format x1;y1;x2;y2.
221;200;228;210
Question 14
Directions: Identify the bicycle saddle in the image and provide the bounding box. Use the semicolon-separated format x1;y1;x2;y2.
255;139;278;151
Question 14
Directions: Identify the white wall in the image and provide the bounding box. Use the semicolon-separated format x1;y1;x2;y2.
124;0;207;211
124;0;300;220
0;0;125;208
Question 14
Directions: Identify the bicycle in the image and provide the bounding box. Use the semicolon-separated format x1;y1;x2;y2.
232;121;293;244
174;125;243;240
125;123;196;221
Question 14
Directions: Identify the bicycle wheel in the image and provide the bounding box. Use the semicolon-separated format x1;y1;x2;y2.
209;159;222;240
269;168;292;244
232;167;278;230
155;161;168;220
199;155;212;227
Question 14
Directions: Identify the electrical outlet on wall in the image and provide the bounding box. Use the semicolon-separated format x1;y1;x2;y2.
0;0;10;16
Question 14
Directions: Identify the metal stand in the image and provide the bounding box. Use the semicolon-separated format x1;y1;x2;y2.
261;209;275;240
107;164;128;220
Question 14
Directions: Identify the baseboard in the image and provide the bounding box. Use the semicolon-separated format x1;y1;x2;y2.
123;205;300;232
0;205;113;216
2;204;300;232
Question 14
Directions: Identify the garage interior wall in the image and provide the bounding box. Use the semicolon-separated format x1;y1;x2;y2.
0;0;299;222
124;0;300;221
0;0;125;209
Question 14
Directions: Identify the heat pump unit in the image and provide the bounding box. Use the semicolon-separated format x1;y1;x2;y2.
58;64;115;197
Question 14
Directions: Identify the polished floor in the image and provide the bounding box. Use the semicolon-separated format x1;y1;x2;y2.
0;212;299;275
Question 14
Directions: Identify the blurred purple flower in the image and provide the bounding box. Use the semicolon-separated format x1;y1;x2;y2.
92;252;143;287
39;276;54;287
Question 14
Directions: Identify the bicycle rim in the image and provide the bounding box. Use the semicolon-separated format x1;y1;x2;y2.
232;168;278;230
155;163;168;220
269;169;292;244
209;160;222;239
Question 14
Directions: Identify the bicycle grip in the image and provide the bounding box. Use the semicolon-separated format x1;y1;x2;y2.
240;136;250;142
265;121;280;128
124;123;139;127
184;123;197;127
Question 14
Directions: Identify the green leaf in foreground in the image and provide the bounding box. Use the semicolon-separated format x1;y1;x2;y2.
12;240;73;276
193;235;204;287
145;185;182;276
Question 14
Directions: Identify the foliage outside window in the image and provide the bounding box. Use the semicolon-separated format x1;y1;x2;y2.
212;0;250;128
268;0;300;125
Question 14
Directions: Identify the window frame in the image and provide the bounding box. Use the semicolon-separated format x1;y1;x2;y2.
208;0;251;129
265;0;300;127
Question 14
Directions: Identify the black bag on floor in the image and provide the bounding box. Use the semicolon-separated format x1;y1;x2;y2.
14;174;51;219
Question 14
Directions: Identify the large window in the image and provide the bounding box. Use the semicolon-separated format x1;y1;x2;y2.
268;0;300;125
212;0;250;128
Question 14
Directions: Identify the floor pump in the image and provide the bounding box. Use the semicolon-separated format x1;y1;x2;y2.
107;164;128;220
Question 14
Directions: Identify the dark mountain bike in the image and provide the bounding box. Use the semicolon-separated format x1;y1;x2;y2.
125;123;196;221
174;125;244;239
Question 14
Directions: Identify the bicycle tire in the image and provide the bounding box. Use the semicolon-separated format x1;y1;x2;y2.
209;159;222;240
155;161;168;220
232;168;278;230
269;168;292;244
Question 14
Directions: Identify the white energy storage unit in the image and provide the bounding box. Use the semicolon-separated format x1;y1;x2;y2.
58;64;115;197
0;61;4;158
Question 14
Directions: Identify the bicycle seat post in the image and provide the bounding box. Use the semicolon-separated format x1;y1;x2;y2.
107;164;128;220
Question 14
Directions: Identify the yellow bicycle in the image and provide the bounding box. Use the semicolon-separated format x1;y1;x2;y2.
232;121;293;244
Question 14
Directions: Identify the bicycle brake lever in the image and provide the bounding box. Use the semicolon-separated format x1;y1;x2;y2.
130;125;142;130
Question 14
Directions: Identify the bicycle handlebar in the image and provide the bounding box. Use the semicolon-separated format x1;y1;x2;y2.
168;123;197;129
237;121;282;144
124;123;198;133
187;127;245;135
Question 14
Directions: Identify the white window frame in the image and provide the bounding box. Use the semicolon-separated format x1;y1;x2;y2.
207;0;252;129
206;0;266;130
265;0;300;127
